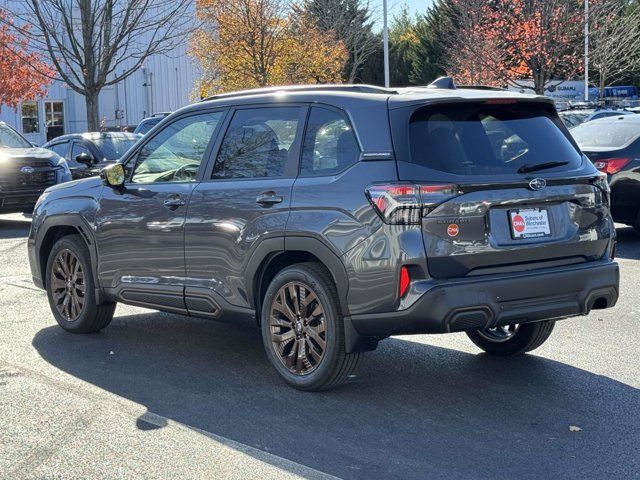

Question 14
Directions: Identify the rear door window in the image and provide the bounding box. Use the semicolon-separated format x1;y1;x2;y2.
212;107;301;179
408;103;582;175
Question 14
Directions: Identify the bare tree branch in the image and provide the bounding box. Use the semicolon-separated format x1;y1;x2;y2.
3;0;197;130
589;0;640;98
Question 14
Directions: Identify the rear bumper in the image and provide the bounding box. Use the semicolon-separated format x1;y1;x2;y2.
345;260;619;351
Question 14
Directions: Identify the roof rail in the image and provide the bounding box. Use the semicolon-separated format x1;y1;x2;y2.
427;76;456;90
200;84;397;102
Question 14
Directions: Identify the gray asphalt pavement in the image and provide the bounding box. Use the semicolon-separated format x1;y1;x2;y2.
0;213;638;480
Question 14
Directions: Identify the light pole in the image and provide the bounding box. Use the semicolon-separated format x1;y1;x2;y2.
584;0;589;102
383;0;390;88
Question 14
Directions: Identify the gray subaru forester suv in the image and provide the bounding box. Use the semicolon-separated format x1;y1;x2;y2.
28;80;619;391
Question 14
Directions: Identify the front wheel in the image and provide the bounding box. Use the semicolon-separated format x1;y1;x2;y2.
45;234;115;333
261;262;361;391
466;321;555;356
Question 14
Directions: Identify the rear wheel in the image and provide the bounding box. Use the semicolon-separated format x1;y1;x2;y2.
45;234;115;333
466;320;555;356
261;262;361;391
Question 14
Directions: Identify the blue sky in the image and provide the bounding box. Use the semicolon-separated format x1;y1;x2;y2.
374;0;434;29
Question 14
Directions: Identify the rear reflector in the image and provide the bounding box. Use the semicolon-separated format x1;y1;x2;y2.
593;157;631;175
366;183;462;224
399;266;410;297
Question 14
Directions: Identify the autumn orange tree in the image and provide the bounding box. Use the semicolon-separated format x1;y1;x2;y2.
447;0;583;93
191;0;348;95
0;10;53;108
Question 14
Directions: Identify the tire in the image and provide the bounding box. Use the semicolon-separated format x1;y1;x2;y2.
466;320;555;356
261;262;361;391
45;234;115;333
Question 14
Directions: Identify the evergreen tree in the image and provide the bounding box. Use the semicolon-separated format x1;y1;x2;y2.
409;0;456;85
389;6;418;86
358;32;385;85
299;0;378;82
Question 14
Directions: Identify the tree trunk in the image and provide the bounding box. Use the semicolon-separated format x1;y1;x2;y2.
85;91;100;132
533;70;546;96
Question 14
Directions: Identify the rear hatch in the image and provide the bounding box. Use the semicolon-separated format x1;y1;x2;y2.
389;99;611;278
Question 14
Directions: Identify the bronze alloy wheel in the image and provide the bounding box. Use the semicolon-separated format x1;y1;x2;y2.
50;248;86;321
269;281;327;375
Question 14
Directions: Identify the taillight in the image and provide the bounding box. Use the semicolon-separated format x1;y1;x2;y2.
593;157;631;175
366;183;462;224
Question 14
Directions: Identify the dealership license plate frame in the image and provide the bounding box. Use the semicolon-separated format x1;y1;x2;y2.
509;207;552;240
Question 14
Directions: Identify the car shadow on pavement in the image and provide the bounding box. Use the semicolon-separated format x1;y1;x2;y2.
32;313;639;480
615;226;640;260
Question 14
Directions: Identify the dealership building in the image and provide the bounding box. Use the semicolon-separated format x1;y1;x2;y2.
0;2;200;146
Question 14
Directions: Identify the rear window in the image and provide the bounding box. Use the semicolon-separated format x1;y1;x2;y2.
559;111;591;128
409;103;582;175
570;121;640;149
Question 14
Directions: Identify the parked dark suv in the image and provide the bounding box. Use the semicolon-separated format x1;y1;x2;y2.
0;121;71;214
28;81;619;390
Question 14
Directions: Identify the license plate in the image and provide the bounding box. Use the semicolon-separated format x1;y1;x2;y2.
509;208;551;239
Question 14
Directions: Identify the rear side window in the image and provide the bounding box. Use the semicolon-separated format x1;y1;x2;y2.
212;107;300;179
301;107;359;176
409;103;582;175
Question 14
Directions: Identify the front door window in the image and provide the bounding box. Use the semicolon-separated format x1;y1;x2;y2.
45;101;65;141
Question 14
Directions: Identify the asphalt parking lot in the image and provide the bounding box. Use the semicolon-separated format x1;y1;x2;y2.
0;213;638;480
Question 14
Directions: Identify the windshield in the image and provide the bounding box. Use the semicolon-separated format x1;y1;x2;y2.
0;124;32;148
94;135;141;160
408;103;582;175
570;121;640;149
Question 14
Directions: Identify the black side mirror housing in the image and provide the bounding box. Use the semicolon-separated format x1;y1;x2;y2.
100;163;126;189
75;152;96;166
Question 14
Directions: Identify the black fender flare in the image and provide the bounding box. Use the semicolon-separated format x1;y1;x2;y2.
245;235;350;316
35;214;104;304
244;235;376;353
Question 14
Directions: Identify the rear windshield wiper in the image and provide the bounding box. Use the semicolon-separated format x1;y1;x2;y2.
517;161;569;174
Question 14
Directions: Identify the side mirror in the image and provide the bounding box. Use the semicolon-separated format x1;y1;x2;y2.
100;163;126;189
75;152;96;166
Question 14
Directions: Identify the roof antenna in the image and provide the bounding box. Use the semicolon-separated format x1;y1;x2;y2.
427;76;456;90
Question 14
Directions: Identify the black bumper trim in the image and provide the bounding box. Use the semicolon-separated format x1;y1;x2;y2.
345;260;619;348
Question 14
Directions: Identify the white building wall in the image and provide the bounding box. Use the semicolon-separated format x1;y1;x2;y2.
0;0;200;145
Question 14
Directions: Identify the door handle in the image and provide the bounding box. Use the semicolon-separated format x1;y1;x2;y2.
163;195;186;209
256;191;283;206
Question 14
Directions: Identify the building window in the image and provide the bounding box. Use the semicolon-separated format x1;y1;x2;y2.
21;102;39;134
45;101;65;141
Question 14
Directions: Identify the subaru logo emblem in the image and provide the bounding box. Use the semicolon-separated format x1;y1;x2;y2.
20;166;35;175
529;178;546;191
